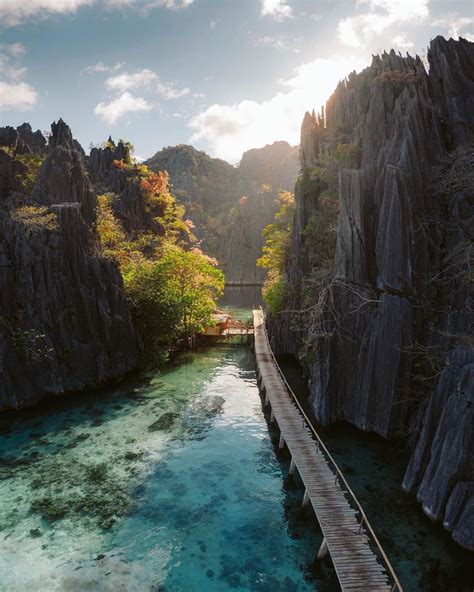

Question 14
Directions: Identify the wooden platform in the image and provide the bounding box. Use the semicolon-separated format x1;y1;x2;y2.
253;310;402;592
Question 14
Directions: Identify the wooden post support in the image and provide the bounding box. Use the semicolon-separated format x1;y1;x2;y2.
289;458;296;475
317;537;328;560
302;490;309;507
270;408;275;422
279;434;285;449
264;391;269;406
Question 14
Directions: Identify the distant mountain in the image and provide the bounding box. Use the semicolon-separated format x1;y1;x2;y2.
146;141;299;283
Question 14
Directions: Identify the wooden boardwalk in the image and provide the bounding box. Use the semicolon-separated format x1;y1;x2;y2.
253;310;402;592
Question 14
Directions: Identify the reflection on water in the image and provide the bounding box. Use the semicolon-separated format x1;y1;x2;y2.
0;288;325;592
220;285;262;312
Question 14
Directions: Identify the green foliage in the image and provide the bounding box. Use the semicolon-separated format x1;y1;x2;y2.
303;200;339;271
334;143;360;168
95;144;225;362
118;138;135;154
257;191;295;313
11;205;59;234
262;270;289;315
124;245;224;363
1;147;44;194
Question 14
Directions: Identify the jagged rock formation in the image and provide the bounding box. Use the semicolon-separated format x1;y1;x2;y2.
0;122;47;157
0;120;139;410
146;141;299;283
88;138;164;237
268;37;473;549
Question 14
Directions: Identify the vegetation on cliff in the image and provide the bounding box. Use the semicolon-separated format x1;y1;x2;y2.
264;37;474;550
94;143;224;362
257;191;294;313
146;141;299;283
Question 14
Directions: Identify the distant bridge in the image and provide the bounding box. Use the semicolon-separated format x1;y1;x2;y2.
253;309;402;592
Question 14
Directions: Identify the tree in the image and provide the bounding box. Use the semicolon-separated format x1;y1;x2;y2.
124;245;224;361
257;191;295;313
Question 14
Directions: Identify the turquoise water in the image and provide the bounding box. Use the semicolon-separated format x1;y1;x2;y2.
0;343;324;591
2;286;472;592
279;358;474;592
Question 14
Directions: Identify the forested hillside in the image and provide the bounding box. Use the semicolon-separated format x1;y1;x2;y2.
146;141;299;283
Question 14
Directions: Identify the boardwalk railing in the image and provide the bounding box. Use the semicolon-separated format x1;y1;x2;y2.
256;308;403;592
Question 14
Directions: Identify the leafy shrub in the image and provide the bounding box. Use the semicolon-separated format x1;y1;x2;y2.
0;147;44;194
11;205;59;233
124;245;224;362
257;191;295;313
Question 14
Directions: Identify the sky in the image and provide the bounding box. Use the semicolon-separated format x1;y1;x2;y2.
0;0;472;163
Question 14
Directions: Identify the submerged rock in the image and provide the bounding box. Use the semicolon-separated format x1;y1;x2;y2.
148;412;179;431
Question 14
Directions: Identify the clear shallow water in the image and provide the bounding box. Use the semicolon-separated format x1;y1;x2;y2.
0;345;323;592
279;358;474;592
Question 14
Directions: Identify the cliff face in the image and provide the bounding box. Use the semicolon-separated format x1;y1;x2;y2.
269;37;473;549
88;139;165;238
0;121;139;410
146;141;299;283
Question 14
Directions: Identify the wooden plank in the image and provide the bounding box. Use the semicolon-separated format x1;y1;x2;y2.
253;310;400;592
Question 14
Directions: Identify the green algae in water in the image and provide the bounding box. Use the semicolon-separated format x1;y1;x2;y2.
0;346;321;592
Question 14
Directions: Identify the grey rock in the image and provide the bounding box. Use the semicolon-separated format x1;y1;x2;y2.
0;119;139;410
268;36;474;548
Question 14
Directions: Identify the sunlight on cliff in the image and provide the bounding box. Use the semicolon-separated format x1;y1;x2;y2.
189;54;367;162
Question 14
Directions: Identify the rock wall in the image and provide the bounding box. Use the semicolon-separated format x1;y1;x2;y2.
146;141;299;283
88;139;164;237
0;121;139;410
268;37;473;549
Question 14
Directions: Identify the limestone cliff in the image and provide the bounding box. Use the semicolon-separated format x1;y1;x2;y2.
146;141;299;283
0;121;139;410
268;37;473;549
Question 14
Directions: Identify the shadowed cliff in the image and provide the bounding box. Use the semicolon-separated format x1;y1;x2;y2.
146;141;299;283
267;36;473;549
0;121;139;410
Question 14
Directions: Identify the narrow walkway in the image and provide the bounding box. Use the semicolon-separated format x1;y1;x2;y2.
253;309;402;592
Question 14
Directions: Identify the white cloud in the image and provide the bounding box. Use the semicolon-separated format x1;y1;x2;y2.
82;61;124;74
0;0;94;27
189;55;367;163
0;61;27;80
0;81;37;110
156;80;191;99
144;0;193;8
0;0;193;26
5;42;26;57
337;0;429;48
0;42;37;107
105;67;192;99
432;16;474;42
391;34;414;50
255;35;300;53
261;0;293;21
106;68;157;92
94;92;153;124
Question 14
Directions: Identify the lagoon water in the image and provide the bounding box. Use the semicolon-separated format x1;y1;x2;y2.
0;290;324;592
1;288;472;591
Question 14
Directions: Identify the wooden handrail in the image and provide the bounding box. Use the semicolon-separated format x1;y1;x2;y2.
258;307;403;592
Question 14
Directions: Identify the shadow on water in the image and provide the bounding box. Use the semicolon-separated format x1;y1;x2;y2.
276;355;474;592
220;284;263;313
